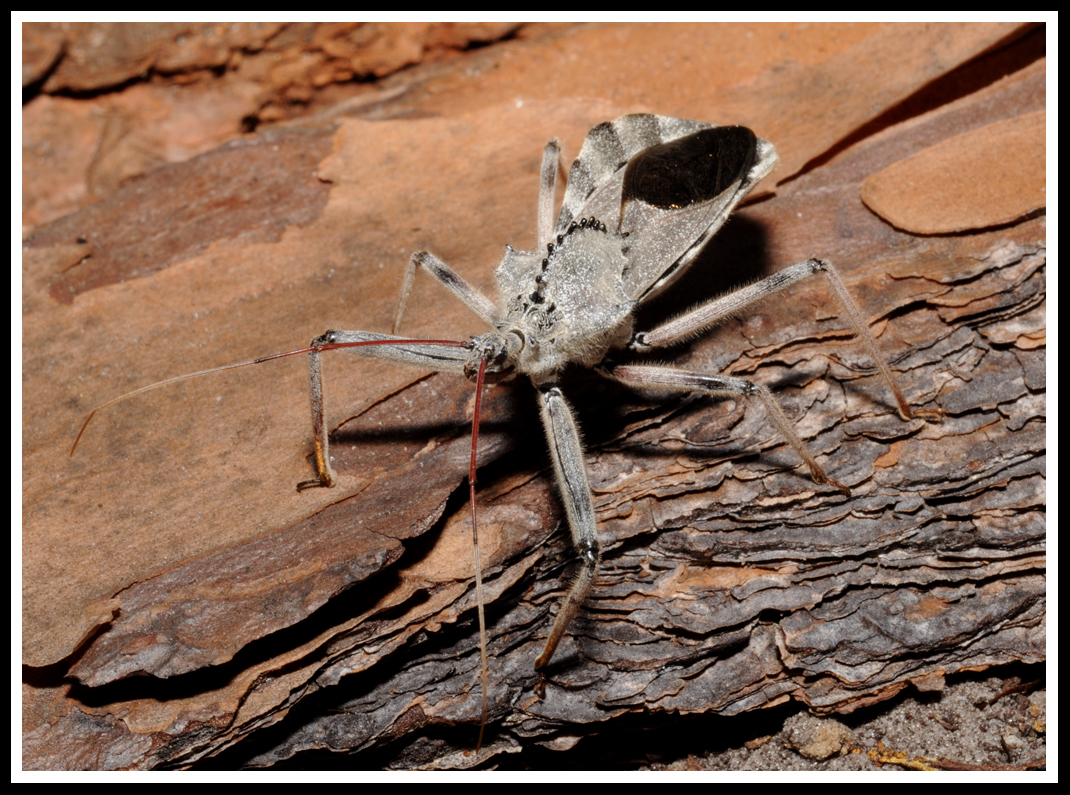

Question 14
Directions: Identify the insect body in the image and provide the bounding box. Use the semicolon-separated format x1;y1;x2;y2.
300;115;935;674
74;114;938;747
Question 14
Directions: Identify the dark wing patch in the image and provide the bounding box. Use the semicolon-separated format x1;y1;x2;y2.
622;126;758;210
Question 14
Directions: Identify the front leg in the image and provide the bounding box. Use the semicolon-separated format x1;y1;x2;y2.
534;384;602;671
299;330;470;491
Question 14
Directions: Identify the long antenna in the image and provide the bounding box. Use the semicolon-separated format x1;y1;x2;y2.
70;339;466;457
470;352;489;753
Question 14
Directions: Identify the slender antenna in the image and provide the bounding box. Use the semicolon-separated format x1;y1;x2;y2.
70;339;466;457
470;352;489;753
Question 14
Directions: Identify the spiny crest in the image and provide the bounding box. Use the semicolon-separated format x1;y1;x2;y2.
533;216;609;295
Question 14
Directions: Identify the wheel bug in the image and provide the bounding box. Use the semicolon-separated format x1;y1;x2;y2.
72;114;940;750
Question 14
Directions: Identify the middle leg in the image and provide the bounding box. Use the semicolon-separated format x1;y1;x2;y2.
628;258;940;423
603;364;849;493
392;251;501;335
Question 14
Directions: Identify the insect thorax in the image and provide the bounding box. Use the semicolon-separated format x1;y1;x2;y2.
495;219;636;383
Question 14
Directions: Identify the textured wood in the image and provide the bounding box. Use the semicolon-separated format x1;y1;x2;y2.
22;22;1044;770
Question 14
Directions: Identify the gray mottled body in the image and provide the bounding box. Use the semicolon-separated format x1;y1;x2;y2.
301;114;934;728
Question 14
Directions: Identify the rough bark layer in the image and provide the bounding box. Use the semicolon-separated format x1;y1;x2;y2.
22;22;1044;770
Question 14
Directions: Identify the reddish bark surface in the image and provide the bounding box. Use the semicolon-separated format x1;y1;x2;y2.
22;22;1045;770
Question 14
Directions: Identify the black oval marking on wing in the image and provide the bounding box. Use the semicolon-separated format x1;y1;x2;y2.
622;126;758;210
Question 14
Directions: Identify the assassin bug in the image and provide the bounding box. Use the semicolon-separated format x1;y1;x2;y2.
72;114;939;749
